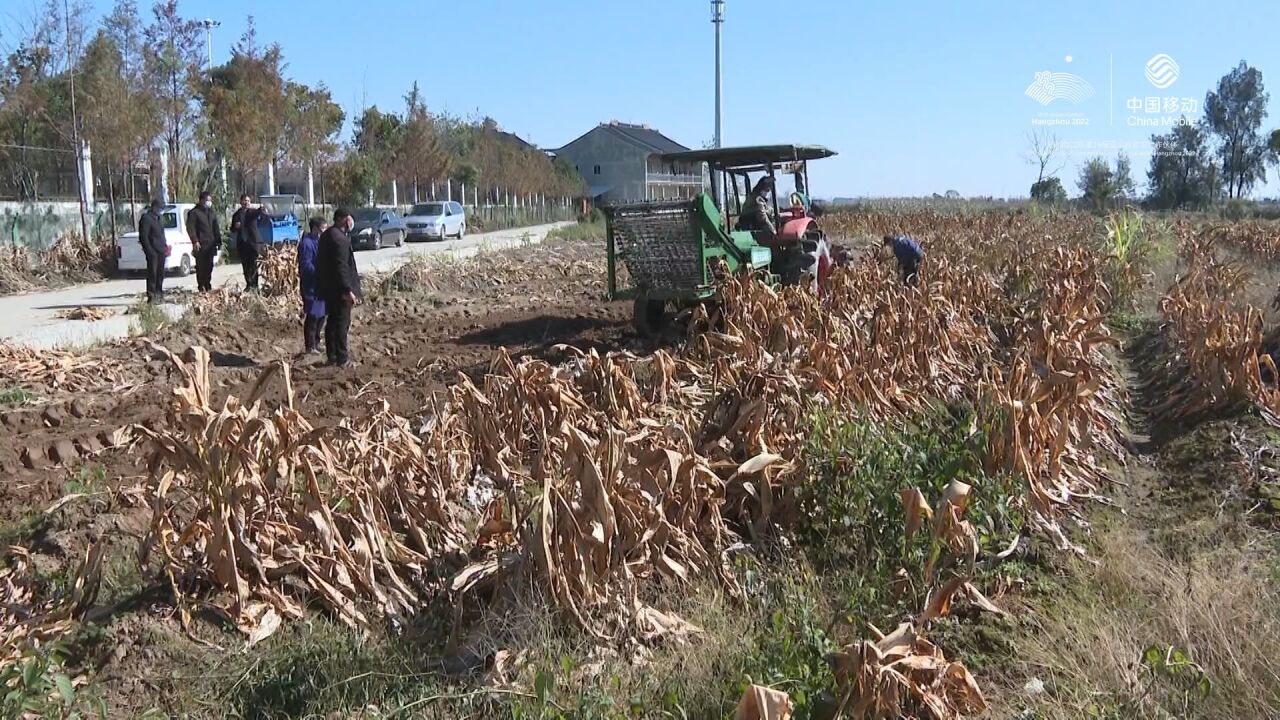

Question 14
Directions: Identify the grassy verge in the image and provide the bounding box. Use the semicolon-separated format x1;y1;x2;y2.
990;503;1280;719
545;221;604;244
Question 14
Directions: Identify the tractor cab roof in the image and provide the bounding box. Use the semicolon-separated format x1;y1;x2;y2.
660;144;836;169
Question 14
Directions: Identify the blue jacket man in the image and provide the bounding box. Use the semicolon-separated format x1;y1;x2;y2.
297;218;328;354
884;234;924;286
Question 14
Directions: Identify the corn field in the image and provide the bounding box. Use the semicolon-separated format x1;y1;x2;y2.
8;207;1278;716
113;209;1158;717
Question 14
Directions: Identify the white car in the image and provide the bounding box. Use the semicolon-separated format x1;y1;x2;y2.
403;201;466;241
115;203;216;276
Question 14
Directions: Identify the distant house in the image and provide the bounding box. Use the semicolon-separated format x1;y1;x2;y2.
554;121;703;204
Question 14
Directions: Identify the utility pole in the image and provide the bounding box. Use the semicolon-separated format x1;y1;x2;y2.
202;18;227;195
712;0;724;149
711;0;726;212
64;0;91;247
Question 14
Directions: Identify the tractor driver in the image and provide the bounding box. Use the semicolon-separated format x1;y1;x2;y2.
737;175;777;240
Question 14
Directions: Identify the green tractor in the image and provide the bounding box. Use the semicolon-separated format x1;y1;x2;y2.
604;144;837;334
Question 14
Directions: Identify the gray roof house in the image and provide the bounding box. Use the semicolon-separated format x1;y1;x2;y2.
554;121;704;204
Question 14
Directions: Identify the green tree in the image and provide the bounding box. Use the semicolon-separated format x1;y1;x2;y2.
353;106;403;167
0;43;58;199
1030;177;1067;204
1077;156;1117;212
0;0;96;201
199;18;287;187
1114;151;1137;201
1204;61;1270;198
78;31;158;234
326;152;379;207
396;83;449;199
280;81;344;175
1267;128;1280;182
1146;121;1215;210
143;0;202;195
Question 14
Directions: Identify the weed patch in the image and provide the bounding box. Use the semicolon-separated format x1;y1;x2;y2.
0;386;36;407
545;222;604;244
129;301;169;336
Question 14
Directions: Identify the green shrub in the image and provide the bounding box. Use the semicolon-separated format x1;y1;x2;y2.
800;404;991;570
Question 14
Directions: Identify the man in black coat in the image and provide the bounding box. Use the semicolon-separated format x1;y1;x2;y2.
230;193;264;291
315;207;361;368
138;199;167;303
185;191;222;292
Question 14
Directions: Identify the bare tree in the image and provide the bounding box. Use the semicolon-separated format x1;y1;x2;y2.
1023;129;1064;184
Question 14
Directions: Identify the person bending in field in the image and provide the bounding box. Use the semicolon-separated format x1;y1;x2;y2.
884;234;924;286
297;217;328;355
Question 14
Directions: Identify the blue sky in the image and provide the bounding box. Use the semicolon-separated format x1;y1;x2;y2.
15;0;1280;197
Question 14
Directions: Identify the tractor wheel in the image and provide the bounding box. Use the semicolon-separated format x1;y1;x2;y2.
632;297;667;337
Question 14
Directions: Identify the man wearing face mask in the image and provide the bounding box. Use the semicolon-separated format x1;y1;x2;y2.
316;208;362;368
185;191;222;292
230;193;264;290
138;199;167;304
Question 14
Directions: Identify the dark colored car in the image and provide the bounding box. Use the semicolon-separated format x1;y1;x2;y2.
350;208;407;250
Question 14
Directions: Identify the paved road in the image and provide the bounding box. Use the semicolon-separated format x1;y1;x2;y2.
0;222;572;349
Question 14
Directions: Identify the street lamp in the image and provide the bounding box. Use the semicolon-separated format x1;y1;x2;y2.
200;18;220;70
201;18;226;195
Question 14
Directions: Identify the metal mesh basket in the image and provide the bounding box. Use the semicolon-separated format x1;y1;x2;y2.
607;200;704;291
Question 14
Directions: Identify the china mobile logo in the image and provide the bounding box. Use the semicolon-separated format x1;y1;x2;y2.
1025;71;1096;105
1145;54;1180;89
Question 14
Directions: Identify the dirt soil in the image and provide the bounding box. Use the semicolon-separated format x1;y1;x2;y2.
0;236;634;715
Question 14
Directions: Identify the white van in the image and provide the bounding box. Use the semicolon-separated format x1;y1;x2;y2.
404;201;466;241
115;203;216;277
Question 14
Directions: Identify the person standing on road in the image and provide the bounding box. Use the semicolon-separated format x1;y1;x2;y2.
185;191;222;293
138;199;167;304
230;193;264;291
297;217;328;355
316;208;361;368
883;234;925;287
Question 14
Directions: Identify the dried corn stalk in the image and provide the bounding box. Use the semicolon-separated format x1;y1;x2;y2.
137;346;467;634
0;342;128;395
830;622;986;720
260;246;299;298
55;306;116;321
1;542;105;675
1152;238;1280;424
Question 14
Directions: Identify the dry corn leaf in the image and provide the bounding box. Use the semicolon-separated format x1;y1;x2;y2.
734;684;793;720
